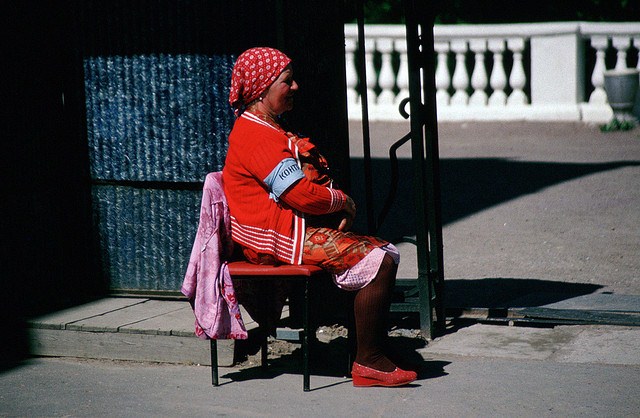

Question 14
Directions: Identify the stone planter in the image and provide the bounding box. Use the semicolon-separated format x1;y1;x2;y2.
603;69;639;122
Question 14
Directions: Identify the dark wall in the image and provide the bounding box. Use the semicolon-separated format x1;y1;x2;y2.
2;1;349;365
78;1;349;292
3;1;99;366
282;0;352;191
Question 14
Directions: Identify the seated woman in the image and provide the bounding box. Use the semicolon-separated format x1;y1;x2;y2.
222;47;416;387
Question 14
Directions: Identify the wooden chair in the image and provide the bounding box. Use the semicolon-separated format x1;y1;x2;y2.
210;261;338;392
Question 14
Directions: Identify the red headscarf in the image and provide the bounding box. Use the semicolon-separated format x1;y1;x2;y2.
229;47;292;116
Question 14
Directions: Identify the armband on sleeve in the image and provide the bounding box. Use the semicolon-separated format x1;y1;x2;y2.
264;157;305;201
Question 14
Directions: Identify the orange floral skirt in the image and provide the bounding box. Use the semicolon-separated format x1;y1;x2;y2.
302;227;390;275
236;227;391;330
240;226;390;276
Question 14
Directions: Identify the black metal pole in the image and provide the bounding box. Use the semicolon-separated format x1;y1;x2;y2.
210;339;219;385
417;5;446;336
402;0;433;337
356;0;376;234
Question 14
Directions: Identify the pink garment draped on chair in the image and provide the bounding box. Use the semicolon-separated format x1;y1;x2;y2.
181;172;248;340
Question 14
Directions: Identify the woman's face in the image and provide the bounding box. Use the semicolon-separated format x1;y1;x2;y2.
262;66;298;116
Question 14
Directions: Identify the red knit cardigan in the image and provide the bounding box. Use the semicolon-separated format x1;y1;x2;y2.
222;112;348;265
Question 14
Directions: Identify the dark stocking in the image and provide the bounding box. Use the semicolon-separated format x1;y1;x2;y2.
353;254;397;372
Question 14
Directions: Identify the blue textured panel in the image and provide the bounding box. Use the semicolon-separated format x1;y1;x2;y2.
84;54;235;182
92;185;202;292
85;53;235;291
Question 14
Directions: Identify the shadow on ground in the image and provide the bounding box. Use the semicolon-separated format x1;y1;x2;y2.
350;158;640;241
444;278;603;310
222;334;449;390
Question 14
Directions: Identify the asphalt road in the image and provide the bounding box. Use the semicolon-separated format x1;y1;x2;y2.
349;121;640;297
1;355;639;417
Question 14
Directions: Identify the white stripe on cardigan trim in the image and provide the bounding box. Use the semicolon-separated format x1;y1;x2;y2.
230;216;305;264
241;111;279;131
230;216;293;243
230;219;305;262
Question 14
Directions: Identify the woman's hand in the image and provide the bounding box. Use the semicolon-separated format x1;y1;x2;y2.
338;196;356;231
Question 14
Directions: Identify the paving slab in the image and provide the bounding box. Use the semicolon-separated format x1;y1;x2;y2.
550;325;640;365
28;297;276;367
418;323;640;365
30;328;216;365
66;299;184;332
419;323;578;360
119;304;197;336
114;301;192;335
28;298;148;330
28;298;237;366
541;293;640;312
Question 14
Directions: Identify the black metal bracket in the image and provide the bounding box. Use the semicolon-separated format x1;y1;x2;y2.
354;0;445;339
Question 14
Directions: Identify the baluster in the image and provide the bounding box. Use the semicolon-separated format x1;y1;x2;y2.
434;41;451;106
376;38;396;105
469;39;488;106
488;38;507;106
589;36;608;104
344;37;359;109
507;37;528;105
450;39;469;106
394;38;409;106
362;38;377;105
612;36;631;70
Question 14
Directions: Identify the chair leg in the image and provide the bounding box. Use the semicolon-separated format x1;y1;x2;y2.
303;277;310;392
211;339;219;386
260;281;269;369
261;336;268;368
347;292;358;376
346;291;356;376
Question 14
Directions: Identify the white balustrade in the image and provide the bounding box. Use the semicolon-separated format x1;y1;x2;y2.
588;36;608;105
344;37;359;114
363;38;377;107
450;39;470;106
434;41;451;106
376;37;396;106
507;37;527;106
488;38;508;107
469;39;488;106
637;36;640;70
394;38;409;106
344;22;640;122
612;36;631;70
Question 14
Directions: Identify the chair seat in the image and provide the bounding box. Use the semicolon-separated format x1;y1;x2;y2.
212;260;328;391
227;261;324;277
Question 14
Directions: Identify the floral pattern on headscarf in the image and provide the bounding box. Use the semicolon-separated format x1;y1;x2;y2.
229;47;292;116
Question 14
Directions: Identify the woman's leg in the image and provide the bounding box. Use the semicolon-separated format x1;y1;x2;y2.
353;253;397;372
300;227;406;374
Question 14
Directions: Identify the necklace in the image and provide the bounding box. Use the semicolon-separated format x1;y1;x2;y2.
247;108;284;132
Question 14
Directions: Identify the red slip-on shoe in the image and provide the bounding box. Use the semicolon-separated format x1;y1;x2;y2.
351;362;418;387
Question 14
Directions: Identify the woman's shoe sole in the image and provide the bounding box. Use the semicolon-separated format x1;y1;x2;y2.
352;375;417;387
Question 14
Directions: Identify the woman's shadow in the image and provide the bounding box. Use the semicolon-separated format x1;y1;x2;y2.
223;320;450;387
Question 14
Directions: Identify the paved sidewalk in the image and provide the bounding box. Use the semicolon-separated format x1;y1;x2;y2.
349;121;640;297
5;121;640;417
1;347;639;417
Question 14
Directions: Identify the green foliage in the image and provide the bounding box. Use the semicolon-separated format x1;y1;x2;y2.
344;0;404;23
344;0;640;24
600;118;637;132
